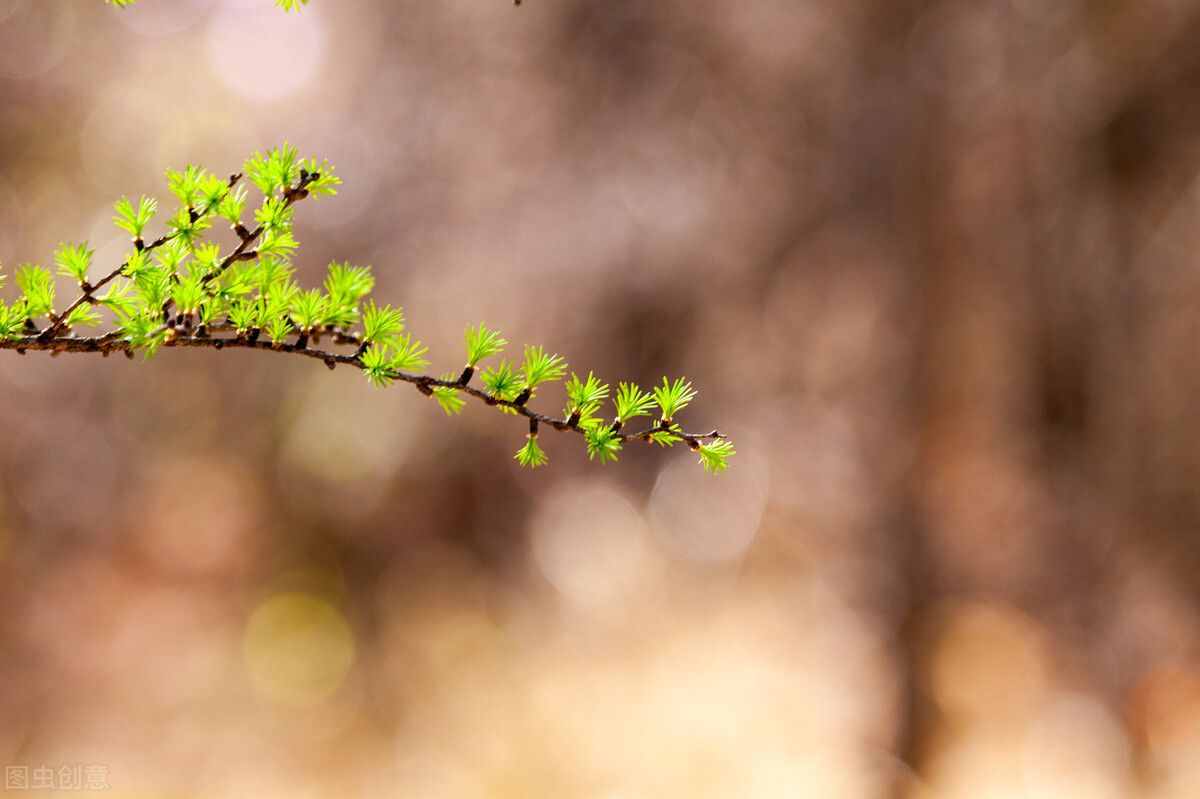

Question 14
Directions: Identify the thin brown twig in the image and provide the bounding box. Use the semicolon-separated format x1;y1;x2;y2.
159;170;320;328
41;172;245;340
0;330;726;448
9;167;727;462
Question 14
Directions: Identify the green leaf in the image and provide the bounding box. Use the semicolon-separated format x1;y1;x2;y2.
121;249;151;281
323;262;373;327
65;303;101;329
228;299;260;333
0;302;23;339
290;288;328;331
131;262;171;309
166;165;209;207
218;184;248;225
154;237;189;273
585;426;622;464
114;309;166;357
171;273;206;314
697;439;735;474
264;312;294;344
300;158;340;197
54;242;94;284
521;344;567;388
251;256;294;293
191;242;222;276
432;381;466;415
198;299;222;326
98;281;138;318
515;435;549;468
653;376;697;422
324;262;374;301
361;345;396;387
648;424;683;447
361;301;405;346
15;264;54;319
257;229;298;260
614;381;656;423
198;173;230;213
324;262;372;304
464;323;506;367
575;402;603;430
244;143;299;196
113;196;157;239
213;262;255;304
387;332;430;371
565;371;609;416
480;359;521;399
254;197;294;233
359;336;430;386
166;206;212;248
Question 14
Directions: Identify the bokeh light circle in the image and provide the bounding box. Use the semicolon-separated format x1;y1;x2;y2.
530;481;653;613
648;437;768;563
112;0;214;37
243;592;356;707
205;2;325;102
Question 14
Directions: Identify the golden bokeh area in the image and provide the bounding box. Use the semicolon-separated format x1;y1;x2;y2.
243;592;356;708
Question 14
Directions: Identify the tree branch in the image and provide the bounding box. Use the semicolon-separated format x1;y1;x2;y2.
0;145;733;471
0;331;725;447
40;172;245;340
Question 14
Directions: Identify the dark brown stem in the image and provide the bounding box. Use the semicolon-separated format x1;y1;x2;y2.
42;173;245;341
0;332;726;448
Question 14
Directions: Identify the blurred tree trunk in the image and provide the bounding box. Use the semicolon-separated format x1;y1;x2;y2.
904;0;1200;785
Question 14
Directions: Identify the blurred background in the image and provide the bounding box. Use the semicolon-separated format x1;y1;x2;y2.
2;0;1200;796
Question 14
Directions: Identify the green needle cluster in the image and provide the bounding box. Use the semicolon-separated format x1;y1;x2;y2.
0;144;731;471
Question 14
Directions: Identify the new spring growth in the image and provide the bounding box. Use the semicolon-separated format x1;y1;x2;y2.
0;144;733;473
